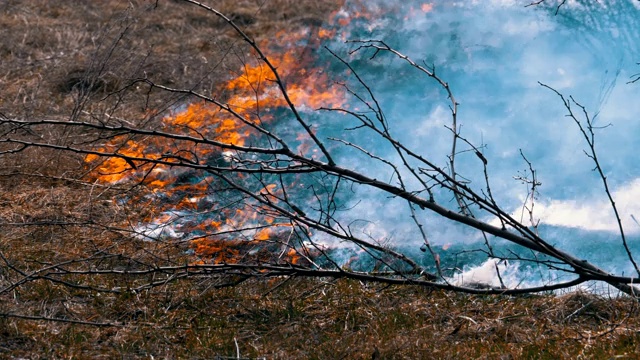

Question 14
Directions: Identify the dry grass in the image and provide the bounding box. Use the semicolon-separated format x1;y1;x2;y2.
2;1;640;359
3;273;640;358
0;0;339;119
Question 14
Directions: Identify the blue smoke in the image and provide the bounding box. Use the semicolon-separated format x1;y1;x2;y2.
309;0;640;282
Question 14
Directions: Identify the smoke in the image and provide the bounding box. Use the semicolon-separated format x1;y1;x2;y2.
315;0;640;277
100;1;640;283
449;258;513;288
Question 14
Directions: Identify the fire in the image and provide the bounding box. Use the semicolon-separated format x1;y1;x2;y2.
84;1;436;265
421;3;434;13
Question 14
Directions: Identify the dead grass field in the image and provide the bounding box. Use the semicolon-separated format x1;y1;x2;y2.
1;1;640;359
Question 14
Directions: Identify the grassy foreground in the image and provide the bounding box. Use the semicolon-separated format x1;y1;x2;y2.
1;1;640;359
3;275;640;359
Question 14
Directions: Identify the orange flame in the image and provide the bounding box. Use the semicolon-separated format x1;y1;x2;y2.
85;1;436;265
